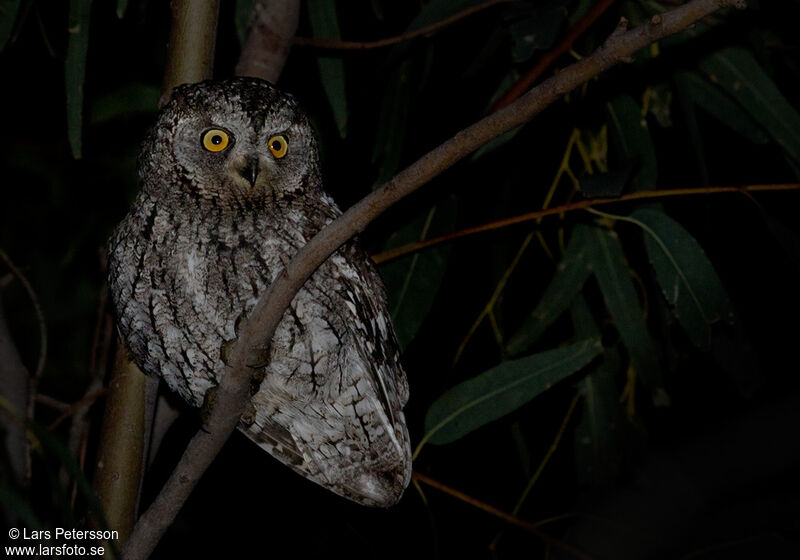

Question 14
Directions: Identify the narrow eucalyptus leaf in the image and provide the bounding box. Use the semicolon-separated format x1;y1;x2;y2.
588;226;668;406
674;71;768;144
66;0;93;159
699;47;800;165
574;345;623;486
606;96;657;191
630;208;732;349
0;0;21;51
380;197;457;349
0;484;42;528
307;0;347;137
510;3;565;63
579;164;634;198
423;339;602;445
373;59;412;182
507;225;593;355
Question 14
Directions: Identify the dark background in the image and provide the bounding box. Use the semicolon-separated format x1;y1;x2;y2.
2;1;800;558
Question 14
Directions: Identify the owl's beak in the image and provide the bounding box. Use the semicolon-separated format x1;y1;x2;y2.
238;158;260;188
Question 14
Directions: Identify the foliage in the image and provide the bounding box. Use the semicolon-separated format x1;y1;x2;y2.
1;1;800;558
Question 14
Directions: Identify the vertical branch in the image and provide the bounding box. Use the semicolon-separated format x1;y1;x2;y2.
160;0;221;104
94;0;221;545
92;345;147;543
235;0;300;83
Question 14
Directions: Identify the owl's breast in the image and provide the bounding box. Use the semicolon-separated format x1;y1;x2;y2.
109;195;296;406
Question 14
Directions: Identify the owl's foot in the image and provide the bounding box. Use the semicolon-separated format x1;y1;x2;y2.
240;400;257;427
199;385;218;430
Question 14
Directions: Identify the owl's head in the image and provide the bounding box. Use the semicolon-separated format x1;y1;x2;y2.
140;78;320;204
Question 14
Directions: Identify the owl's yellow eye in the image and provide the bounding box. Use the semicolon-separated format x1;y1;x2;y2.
268;135;288;159
202;129;230;152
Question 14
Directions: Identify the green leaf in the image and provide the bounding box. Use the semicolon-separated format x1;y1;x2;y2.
509;3;565;63
572;296;623;489
0;483;42;528
674;71;769;145
506;224;593;355
568;0;596;26
235;0;259;44
116;0;127;19
579;165;634;198
698;47;800;165
380;197;457;350
423;339;602;445
629;208;732;349
0;0;21;50
88;83;160;124
587;226;669;406
66;0;93;159
571;294;624;486
372;59;412;183
674;72;709;184
307;0;347;137
606;95;658;191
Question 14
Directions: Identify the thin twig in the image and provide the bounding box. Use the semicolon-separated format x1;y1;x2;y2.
123;2;748;557
490;0;618;113
372;182;798;264
490;392;582;552
48;387;108;430
35;394;70;412
293;0;511;50
0;248;47;380
413;471;594;559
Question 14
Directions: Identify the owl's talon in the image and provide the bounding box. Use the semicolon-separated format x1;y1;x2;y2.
220;338;237;365
241;400;257;427
200;385;218;428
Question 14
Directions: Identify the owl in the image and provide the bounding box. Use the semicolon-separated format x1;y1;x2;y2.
107;77;411;507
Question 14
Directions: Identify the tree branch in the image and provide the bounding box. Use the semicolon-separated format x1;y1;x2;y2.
292;0;511;50
235;0;300;83
92;345;146;543
0;247;46;487
489;0;618;113
122;1;746;557
160;0;221;105
371;183;800;264
97;0;221;549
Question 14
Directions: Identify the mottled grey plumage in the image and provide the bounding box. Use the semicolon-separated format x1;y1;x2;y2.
107;78;411;506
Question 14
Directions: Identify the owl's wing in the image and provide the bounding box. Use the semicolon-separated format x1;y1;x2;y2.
242;416;306;467
238;238;411;507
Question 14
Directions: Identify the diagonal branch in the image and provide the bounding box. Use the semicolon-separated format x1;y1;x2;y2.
122;1;747;558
